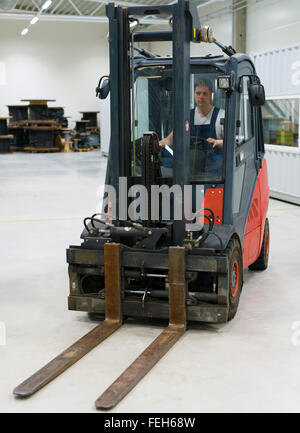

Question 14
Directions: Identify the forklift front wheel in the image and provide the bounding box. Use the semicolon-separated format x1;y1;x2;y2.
227;239;243;321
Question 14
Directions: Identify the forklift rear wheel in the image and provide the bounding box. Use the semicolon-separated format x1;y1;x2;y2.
227;239;243;321
248;218;270;271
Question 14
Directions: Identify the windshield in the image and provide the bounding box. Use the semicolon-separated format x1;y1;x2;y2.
131;65;227;183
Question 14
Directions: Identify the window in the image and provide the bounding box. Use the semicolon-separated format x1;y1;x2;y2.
262;98;299;147
236;77;253;145
132;66;227;182
132;66;174;177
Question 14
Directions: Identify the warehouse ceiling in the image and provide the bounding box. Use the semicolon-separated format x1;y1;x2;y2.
0;0;219;23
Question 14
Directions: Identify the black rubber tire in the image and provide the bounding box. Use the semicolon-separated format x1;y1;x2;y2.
248;218;270;271
227;238;243;321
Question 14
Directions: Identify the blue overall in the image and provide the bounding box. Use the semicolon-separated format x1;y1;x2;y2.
161;107;222;176
190;107;222;176
190;107;219;141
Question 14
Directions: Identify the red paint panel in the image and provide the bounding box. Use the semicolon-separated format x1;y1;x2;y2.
203;188;224;225
243;159;269;268
245;180;261;235
258;158;270;244
243;228;261;268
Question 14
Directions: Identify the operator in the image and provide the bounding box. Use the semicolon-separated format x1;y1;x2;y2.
159;79;224;150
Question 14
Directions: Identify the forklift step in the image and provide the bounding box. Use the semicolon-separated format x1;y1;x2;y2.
95;246;186;410
13;243;122;398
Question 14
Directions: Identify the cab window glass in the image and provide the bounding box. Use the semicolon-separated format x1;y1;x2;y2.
236;77;253;145
132;66;227;182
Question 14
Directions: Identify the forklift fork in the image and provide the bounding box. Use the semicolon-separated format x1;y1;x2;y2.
95;246;186;410
13;243;122;398
14;245;187;409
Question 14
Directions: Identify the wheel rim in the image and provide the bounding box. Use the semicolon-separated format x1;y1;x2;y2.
231;261;239;298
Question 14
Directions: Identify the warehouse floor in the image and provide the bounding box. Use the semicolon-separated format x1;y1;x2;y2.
1;151;300;413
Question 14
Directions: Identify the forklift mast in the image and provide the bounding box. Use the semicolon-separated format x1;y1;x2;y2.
107;0;200;212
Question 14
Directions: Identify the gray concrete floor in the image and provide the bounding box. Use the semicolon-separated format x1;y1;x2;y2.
0;150;300;413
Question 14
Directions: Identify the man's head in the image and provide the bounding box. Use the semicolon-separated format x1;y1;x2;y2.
194;80;213;112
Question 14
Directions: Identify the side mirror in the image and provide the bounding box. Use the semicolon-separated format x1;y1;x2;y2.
96;76;110;100
249;84;265;106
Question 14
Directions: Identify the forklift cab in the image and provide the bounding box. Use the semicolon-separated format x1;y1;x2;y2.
132;63;226;182
127;56;267;238
131;58;265;181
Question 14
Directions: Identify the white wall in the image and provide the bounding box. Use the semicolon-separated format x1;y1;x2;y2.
247;0;300;54
0;19;109;128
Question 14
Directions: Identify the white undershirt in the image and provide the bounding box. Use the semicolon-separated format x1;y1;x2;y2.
194;107;225;140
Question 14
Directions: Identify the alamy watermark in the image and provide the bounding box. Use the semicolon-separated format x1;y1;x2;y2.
0;322;6;346
100;177;206;230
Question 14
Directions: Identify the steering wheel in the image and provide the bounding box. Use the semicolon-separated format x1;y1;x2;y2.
190;136;214;155
189;136;216;175
159;137;218;174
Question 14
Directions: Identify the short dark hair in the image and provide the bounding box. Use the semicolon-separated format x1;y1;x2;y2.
194;79;213;93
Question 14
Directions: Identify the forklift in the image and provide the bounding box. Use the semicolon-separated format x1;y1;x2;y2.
14;0;270;410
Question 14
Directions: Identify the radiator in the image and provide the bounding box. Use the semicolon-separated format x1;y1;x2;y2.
265;145;300;205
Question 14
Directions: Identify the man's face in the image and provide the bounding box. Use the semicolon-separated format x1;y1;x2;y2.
194;85;212;109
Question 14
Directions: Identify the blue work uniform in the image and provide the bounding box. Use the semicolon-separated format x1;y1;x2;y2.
190;107;222;176
161;107;223;175
190;107;219;140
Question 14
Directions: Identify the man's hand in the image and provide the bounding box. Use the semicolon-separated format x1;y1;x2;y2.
159;132;173;148
159;139;167;147
207;138;223;149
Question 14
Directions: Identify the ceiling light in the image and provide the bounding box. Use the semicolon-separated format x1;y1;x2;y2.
42;0;52;10
30;16;39;25
21;28;29;36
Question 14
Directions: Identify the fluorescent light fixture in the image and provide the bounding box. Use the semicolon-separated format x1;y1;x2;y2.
42;0;52;10
21;28;29;36
30;16;39;25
